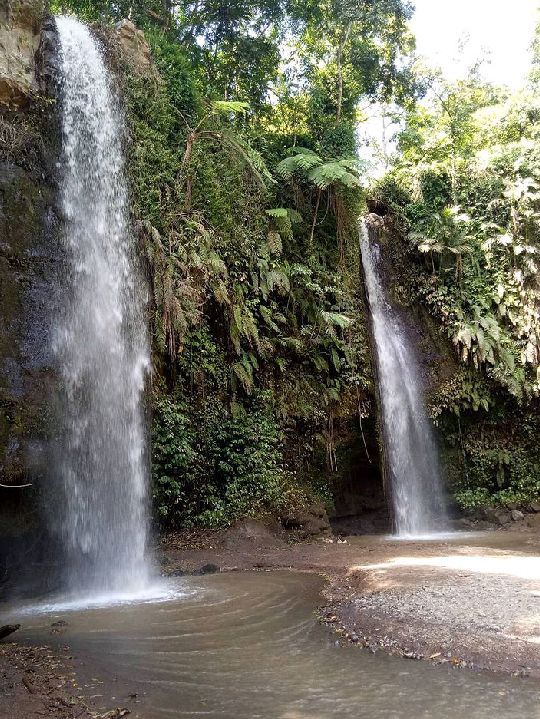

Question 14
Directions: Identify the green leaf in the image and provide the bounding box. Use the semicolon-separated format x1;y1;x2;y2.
211;100;250;115
321;311;353;329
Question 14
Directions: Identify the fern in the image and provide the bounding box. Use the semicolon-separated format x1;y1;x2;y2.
276;150;361;189
276;148;321;177
211;100;249;115
220;130;274;189
321;311;354;329
232;361;254;393
308;160;361;189
266;208;288;218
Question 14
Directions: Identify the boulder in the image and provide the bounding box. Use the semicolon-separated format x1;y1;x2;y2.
114;19;158;78
223;520;284;549
482;507;512;526
0;623;20;639
366;212;385;230
0;0;44;107
510;509;524;522
526;513;540;529
281;502;331;537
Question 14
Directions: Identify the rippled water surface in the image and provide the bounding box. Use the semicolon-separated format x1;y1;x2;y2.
15;572;540;718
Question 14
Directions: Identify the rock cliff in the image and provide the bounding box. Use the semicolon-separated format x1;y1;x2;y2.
0;0;44;107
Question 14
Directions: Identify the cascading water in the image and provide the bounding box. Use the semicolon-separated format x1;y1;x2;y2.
52;15;151;595
360;219;448;537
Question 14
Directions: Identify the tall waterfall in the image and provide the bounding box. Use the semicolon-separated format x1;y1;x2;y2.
53;16;150;593
360;219;448;537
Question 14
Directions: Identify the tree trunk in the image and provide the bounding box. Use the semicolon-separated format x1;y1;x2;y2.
309;188;322;248
336;23;352;123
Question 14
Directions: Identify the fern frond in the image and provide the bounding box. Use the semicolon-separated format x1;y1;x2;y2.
266;208;288;218
232;361;254;393
220;130;274;188
276;149;321;177
211;100;249;115
260;305;280;331
267;268;290;295
321;311;354;329
308;162;360;189
276;156;300;178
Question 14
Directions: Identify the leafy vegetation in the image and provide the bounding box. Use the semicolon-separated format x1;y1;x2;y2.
47;0;417;527
374;49;540;509
51;0;540;520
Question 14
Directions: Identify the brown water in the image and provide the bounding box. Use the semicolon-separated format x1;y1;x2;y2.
12;571;540;718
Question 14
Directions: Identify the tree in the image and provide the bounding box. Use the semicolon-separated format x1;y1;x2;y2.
276;146;361;246
288;0;417;127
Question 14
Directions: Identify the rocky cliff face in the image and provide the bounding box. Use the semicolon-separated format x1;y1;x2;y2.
0;0;44;107
0;0;62;595
114;18;157;78
0;0;54;488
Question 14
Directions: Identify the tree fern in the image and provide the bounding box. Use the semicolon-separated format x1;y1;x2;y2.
211;100;249;115
307;161;361;189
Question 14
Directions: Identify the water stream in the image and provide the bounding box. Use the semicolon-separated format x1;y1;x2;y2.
360;219;448;537
52;16;150;594
10;571;540;718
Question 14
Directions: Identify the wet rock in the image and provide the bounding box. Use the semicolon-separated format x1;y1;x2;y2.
526;513;540;529
0;0;44;107
165;568;188;576
114;19;158;78
194;563;219;575
36;15;60;93
366;212;385;229
281;502;330;537
0;623;20;639
529;502;540;513
482;507;511;526
511;509;524;521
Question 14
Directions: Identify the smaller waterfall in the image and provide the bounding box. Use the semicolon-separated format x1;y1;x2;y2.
360;219;448;537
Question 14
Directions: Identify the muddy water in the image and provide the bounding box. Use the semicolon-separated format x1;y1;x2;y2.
15;571;540;718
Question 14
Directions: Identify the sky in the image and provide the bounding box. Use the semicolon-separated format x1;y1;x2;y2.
359;0;539;174
410;0;538;88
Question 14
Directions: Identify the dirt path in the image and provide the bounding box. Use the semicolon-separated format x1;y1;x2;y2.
0;635;134;718
0;641;95;718
161;524;540;677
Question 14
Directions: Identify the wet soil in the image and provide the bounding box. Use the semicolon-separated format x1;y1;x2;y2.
0;641;95;718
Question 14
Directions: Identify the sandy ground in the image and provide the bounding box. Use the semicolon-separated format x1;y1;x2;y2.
161;523;540;677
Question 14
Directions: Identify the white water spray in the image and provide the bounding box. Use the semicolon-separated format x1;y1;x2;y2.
360;219;448;537
53;16;151;593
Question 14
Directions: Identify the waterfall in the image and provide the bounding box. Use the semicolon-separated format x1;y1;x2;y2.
52;16;150;593
360;219;448;537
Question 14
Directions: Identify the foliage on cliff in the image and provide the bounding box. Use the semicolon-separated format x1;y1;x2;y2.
50;0;418;526
374;55;540;508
